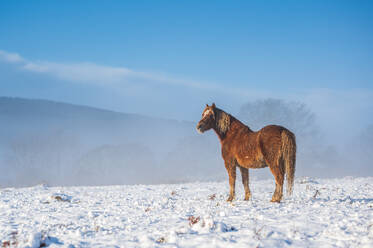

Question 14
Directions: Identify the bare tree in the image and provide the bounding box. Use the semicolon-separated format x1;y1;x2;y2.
238;98;342;178
238;98;318;139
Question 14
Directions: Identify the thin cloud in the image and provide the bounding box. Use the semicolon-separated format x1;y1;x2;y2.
0;50;267;99
23;62;133;84
0;50;25;63
0;50;141;85
0;50;226;90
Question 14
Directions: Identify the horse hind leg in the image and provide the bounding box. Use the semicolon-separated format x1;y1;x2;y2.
268;159;285;203
239;166;251;200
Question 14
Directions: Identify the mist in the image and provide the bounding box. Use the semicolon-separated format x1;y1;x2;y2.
0;96;372;188
0;97;223;187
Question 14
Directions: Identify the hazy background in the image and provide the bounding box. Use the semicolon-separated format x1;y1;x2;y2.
0;1;372;187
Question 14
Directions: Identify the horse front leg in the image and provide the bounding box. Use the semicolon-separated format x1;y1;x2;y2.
225;160;236;202
239;166;251;200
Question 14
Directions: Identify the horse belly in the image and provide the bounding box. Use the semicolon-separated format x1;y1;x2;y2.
237;156;267;169
250;159;268;169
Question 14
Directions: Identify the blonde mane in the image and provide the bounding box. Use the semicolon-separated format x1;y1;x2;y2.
215;108;231;135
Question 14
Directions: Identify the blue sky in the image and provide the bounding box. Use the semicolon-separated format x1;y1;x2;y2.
0;0;372;139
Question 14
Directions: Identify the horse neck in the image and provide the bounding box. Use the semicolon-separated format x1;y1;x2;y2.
213;109;252;141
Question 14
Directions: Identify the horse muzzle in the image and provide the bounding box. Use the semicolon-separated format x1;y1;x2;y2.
196;123;204;134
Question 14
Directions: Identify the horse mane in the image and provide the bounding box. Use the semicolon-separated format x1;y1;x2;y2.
214;107;253;137
214;108;232;136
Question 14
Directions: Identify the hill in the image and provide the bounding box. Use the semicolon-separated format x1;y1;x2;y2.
0;97;222;187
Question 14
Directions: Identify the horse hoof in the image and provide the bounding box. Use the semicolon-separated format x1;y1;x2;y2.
226;196;234;202
270;199;281;203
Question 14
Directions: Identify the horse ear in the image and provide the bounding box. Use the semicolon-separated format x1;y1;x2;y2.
212;103;216;108
206;104;209;107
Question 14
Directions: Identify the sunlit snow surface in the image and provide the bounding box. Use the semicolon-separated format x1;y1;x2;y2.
1;177;373;247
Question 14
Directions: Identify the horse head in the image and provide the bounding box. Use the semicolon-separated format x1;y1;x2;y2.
196;103;216;133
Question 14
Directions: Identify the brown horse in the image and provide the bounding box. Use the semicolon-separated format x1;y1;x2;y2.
197;103;296;202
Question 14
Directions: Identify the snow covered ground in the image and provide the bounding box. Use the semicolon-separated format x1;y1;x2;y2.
1;177;373;247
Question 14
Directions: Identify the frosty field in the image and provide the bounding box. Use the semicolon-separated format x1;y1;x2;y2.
1;177;373;248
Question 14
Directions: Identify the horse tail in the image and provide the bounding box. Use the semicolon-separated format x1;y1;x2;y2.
281;130;296;196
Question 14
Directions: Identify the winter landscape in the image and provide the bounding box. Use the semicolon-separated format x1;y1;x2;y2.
0;97;372;247
1;1;373;248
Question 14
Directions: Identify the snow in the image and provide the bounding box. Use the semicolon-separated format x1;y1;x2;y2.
1;177;373;247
